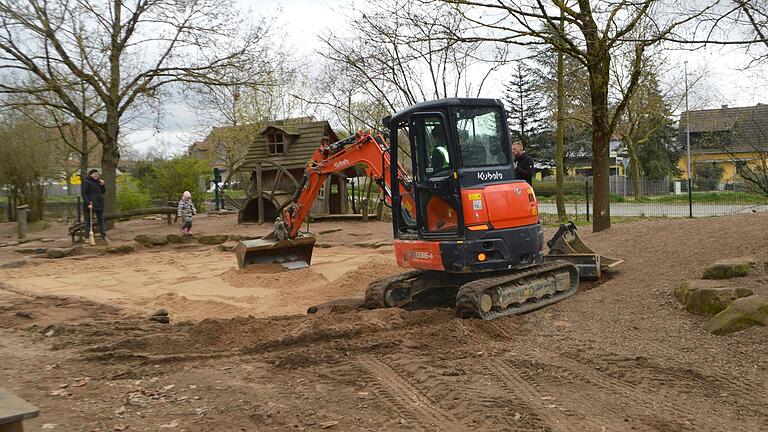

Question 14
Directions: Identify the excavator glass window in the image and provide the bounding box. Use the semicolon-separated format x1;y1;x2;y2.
418;117;452;177
455;107;508;168
410;113;460;237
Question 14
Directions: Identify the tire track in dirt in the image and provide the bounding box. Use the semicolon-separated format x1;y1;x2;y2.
415;369;524;431
487;359;605;432
558;349;768;430
510;355;686;432
524;351;760;432
355;355;466;431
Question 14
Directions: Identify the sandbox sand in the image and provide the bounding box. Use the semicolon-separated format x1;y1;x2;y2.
0;246;401;321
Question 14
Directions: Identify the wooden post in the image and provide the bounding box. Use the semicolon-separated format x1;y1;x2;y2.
16;205;29;239
361;198;369;222
256;163;263;224
375;200;384;220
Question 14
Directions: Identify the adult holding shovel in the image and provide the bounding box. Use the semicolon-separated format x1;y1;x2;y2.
82;168;107;243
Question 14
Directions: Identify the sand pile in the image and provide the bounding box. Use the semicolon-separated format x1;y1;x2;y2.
220;265;328;289
114;292;252;321
317;255;403;298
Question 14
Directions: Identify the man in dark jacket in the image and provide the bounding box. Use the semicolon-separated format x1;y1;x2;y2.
511;140;535;186
82;168;106;240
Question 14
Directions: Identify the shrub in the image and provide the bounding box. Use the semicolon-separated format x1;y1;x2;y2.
141;157;210;211
532;180;586;197
116;175;151;212
694;163;725;191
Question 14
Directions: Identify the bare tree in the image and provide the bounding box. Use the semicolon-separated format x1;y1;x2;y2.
612;49;676;197
310;0;508;133
299;62;393;134
734;0;768;63
437;0;712;231
0;112;59;220
0;0;271;216
187;53;314;188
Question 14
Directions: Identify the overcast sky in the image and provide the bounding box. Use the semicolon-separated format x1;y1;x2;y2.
126;0;768;156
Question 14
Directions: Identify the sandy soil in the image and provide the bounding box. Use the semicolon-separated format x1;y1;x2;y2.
0;245;398;321
1;213;768;431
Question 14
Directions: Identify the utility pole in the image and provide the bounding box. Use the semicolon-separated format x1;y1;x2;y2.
684;61;693;219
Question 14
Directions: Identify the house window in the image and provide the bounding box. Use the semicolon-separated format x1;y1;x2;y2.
266;133;285;155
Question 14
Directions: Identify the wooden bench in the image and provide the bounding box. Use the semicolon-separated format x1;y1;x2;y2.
0;389;39;432
69;206;178;243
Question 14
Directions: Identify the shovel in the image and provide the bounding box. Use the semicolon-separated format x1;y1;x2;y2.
88;204;96;246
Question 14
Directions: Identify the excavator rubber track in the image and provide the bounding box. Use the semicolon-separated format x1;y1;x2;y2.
364;270;426;309
455;260;579;320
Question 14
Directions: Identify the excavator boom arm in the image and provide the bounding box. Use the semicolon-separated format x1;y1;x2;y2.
283;131;414;239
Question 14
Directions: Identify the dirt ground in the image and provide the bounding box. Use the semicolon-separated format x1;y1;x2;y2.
1;213;768;431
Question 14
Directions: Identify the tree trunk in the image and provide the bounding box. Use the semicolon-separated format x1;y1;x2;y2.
555;35;567;221
80;120;89;194
101;114;120;230
101;0;122;230
589;62;612;232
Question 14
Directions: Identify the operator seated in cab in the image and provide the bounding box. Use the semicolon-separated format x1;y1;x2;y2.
429;126;450;174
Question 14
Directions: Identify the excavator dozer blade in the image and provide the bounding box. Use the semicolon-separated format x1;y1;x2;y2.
234;236;316;270
544;222;623;279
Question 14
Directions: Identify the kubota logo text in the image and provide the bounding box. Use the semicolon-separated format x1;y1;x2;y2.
333;159;350;169
477;171;503;181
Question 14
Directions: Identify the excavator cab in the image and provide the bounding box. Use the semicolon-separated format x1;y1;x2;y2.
387;98;544;273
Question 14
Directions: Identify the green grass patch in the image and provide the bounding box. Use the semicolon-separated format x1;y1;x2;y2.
45;195;80;203
532;181;586;198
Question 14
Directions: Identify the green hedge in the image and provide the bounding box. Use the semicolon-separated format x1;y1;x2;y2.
532;181;586;198
116;175;151;212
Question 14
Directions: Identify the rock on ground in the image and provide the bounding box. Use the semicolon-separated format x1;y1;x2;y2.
197;234;229;245
106;244;136;254
702;257;757;280
675;280;754;316
703;295;768;335
46;246;84;259
45;247;68;258
133;234;169;247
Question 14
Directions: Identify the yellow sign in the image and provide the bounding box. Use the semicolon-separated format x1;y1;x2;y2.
467;193;482;200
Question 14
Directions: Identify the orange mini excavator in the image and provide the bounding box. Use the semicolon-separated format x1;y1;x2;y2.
234;98;620;320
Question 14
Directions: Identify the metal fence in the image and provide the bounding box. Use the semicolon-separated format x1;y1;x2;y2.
534;176;768;219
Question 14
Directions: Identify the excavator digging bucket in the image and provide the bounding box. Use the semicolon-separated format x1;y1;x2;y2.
544;222;623;279
234;236;316;270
